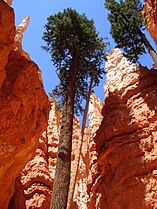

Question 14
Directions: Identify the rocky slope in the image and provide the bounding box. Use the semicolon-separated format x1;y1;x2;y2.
88;48;157;209
0;1;50;208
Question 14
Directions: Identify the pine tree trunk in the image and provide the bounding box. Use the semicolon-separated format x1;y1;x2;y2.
138;28;157;67
50;57;78;209
66;75;93;209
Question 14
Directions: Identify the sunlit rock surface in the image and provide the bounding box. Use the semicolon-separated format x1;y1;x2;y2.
4;0;13;6
4;0;157;207
19;100;60;209
9;49;157;209
89;48;157;209
13;16;31;60
11;101;82;208
0;1;50;208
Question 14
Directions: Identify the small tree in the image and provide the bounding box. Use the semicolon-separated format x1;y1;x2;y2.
42;8;107;209
105;0;157;66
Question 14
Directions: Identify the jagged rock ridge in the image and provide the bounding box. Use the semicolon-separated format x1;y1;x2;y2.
0;1;50;208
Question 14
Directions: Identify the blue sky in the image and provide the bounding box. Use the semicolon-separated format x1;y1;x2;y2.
12;0;156;102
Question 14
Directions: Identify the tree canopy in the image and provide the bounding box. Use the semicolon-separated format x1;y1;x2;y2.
42;8;107;115
105;0;157;64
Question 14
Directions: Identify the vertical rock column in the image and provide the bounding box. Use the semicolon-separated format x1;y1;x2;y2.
72;93;103;209
87;94;103;209
91;48;157;209
0;1;50;208
18;100;61;209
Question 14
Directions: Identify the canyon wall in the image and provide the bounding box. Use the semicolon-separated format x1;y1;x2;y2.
0;1;50;208
11;47;157;209
9;100;82;208
88;48;157;209
9;100;61;209
3;0;157;208
72;94;103;209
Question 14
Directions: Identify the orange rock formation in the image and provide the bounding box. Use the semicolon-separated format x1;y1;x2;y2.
88;48;157;209
0;1;15;88
11;47;157;209
4;0;13;6
20;100;60;208
9;100;82;208
0;1;50;208
2;0;157;208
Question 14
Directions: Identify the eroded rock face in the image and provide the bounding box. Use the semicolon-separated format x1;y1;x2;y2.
4;0;13;6
13;16;31;60
11;93;103;209
0;1;50;208
67;93;103;209
8;49;157;209
11;101;83;208
20;100;60;209
90;48;157;209
0;0;15;88
143;0;157;45
86;94;103;209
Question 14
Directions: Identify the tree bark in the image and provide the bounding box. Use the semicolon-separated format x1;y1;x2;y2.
138;28;157;67
50;57;78;209
66;75;94;209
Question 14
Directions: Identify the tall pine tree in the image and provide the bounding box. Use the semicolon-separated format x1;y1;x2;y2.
42;8;107;209
105;0;157;66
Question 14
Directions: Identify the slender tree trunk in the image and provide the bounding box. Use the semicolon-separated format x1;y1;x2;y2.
138;28;157;67
66;75;94;209
50;57;78;209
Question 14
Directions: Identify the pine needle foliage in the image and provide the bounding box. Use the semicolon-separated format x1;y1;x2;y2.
105;0;149;63
42;8;107;115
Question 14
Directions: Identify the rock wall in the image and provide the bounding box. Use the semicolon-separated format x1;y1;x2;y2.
10;47;157;209
4;0;157;208
10;100;82;208
143;0;157;45
88;48;157;209
15;100;60;209
11;95;103;209
0;1;50;208
72;93;103;209
0;1;15;88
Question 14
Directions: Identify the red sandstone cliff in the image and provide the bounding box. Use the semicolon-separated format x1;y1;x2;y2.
0;1;50;208
10;95;102;209
4;0;157;208
12;48;157;208
19;100;60;208
88;48;157;209
10;101;81;209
